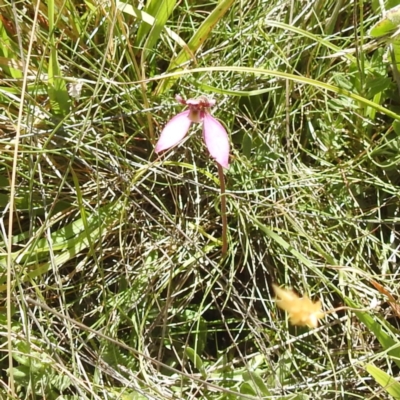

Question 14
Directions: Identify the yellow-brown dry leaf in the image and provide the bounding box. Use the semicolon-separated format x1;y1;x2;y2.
273;284;324;328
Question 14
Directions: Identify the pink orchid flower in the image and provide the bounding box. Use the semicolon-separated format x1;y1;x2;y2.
155;95;230;168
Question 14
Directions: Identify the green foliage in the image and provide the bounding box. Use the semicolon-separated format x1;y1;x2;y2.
346;298;400;368
1;0;400;398
47;0;70;115
154;0;236;94
241;370;271;397
134;0;177;60
367;364;400;399
370;5;400;37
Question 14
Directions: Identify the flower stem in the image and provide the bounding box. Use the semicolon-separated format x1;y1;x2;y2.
217;163;228;255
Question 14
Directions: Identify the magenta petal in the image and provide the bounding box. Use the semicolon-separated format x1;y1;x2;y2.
202;114;230;168
155;110;192;153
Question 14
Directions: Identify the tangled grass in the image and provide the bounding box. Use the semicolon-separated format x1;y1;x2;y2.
1;0;400;399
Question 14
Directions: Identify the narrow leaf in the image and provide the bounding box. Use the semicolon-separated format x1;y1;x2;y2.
47;0;70;115
117;2;186;50
185;347;206;378
366;364;400;399
155;0;235;95
370;5;400;38
242;371;271;396
48;51;70;115
0;19;21;79
249;215;313;268
136;0;177;60
346;298;400;369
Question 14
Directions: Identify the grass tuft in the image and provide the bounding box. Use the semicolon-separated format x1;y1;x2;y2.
1;0;400;398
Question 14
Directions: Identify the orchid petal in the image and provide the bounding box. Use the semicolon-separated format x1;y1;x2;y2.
155;110;192;153
202;114;230;168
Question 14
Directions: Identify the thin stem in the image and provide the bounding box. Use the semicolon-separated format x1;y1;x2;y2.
326;305;376;314
217;163;228;255
7;1;40;395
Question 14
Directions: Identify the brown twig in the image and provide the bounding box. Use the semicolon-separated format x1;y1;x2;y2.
217;163;227;255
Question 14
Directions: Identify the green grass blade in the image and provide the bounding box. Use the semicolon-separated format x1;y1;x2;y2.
150;65;400;121
369;5;400;38
196;82;281;96
242;371;271;397
154;0;235;95
249;215;313;268
0;202;122;282
47;0;69;115
0;20;21;79
263;19;357;63
117;1;156;25
346;298;400;368
185;347;207;378
366;364;400;399
135;0;177;60
117;1;186;52
393;39;400;70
